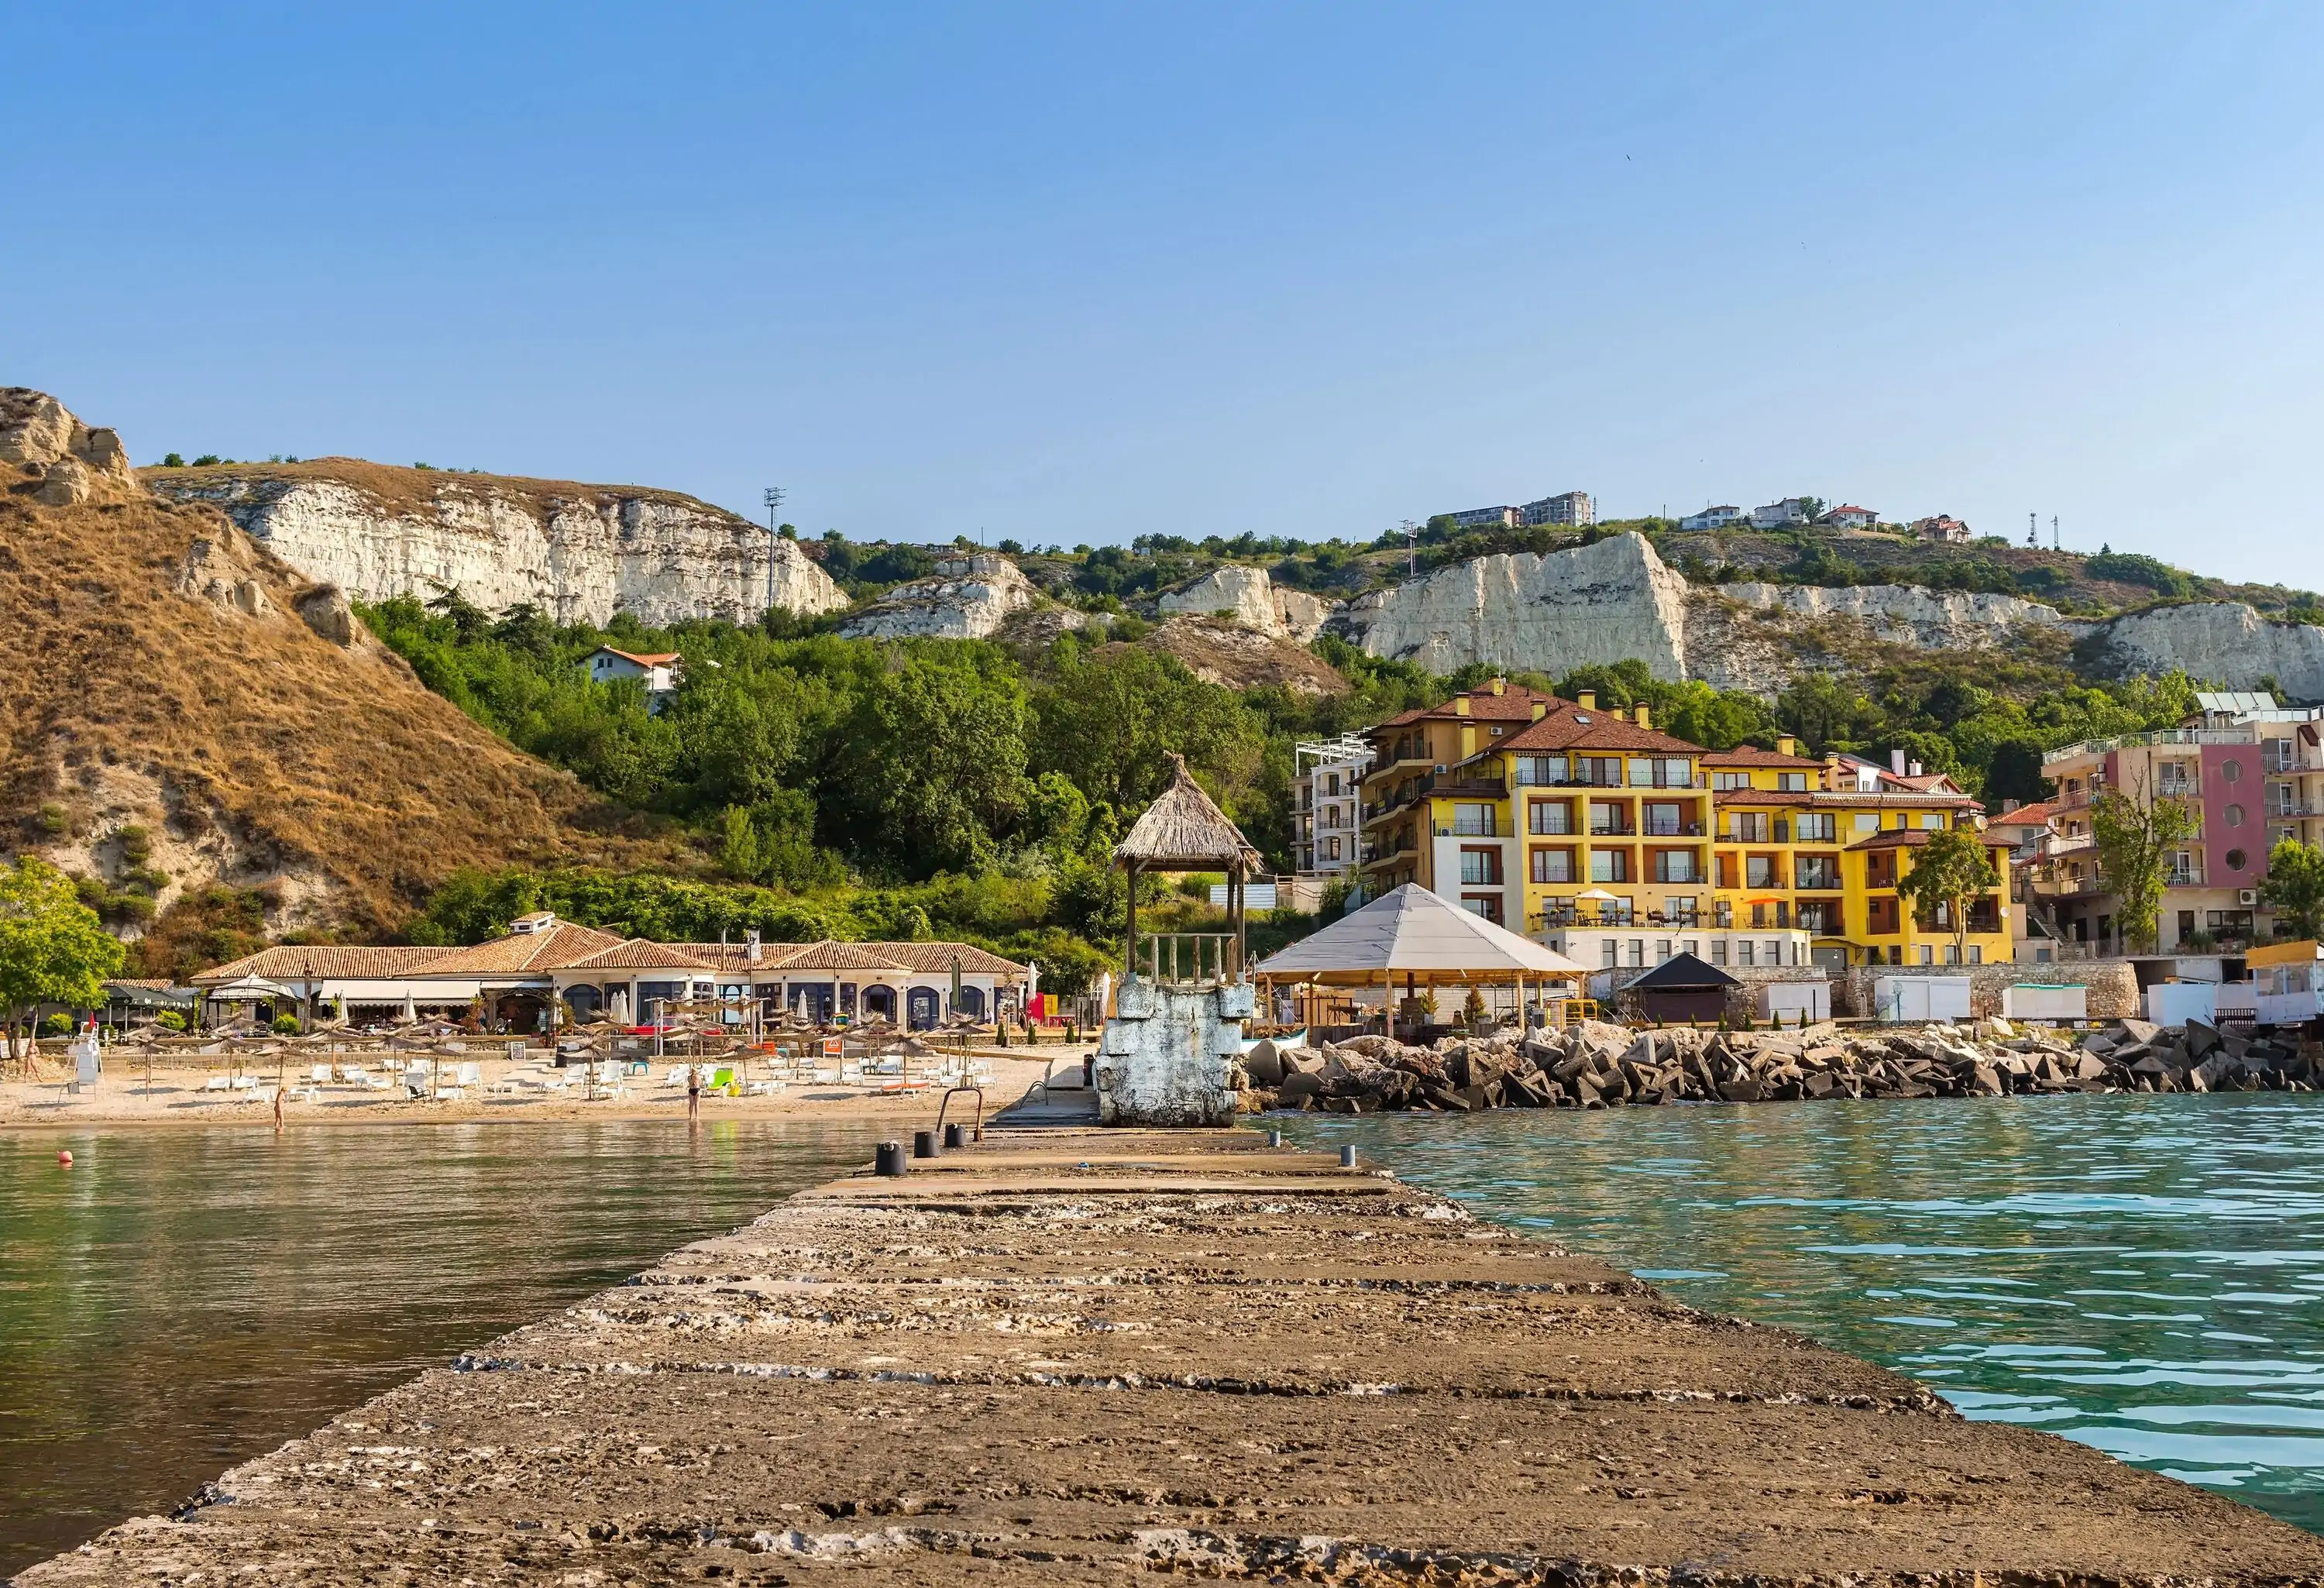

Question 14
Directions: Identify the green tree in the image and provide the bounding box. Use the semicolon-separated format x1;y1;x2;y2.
2260;838;2324;942
2089;778;2199;954
0;858;125;1064
834;648;1032;878
1893;826;1999;962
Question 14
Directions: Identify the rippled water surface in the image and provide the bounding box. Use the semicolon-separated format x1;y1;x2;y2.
0;1121;882;1578
1281;1093;2324;1535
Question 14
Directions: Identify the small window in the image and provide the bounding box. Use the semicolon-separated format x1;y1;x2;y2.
2223;759;2243;783
2227;847;2249;871
1855;813;1879;831
1710;940;1729;966
1922;813;1943;830
2224;803;2246;827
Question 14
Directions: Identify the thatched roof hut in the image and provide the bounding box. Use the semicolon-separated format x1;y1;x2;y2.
1114;754;1260;876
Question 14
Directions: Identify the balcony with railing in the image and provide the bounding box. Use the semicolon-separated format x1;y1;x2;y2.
2044;727;2256;766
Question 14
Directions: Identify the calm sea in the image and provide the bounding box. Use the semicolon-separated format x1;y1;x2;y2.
1280;1091;2324;1535
0;1120;882;1579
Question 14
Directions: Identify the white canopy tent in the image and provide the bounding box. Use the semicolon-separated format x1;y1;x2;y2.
1253;884;1587;1033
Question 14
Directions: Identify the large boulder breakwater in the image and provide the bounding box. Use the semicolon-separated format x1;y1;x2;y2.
1248;1015;2318;1113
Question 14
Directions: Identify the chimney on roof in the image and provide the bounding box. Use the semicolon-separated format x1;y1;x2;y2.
1577;690;1597;712
1489;676;1506;696
2002;797;2021;813
1531;702;1546;720
1452;696;1471;717
1776;734;1798;758
1633;703;1651;731
1909;760;1923;778
746;929;761;964
1891;748;1907;776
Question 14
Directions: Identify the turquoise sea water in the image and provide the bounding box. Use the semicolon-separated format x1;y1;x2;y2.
0;1121;882;1578
1278;1092;2324;1535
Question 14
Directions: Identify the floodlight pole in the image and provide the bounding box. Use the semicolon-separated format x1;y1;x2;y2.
762;486;786;614
1401;519;1418;578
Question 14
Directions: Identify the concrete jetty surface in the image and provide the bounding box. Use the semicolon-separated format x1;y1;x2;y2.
22;1129;2324;1586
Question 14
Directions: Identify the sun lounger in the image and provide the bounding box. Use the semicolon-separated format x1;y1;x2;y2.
454;1061;483;1087
309;1064;332;1084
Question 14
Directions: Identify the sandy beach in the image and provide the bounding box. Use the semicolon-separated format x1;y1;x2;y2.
0;1046;1079;1130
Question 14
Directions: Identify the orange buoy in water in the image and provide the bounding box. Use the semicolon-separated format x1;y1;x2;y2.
58;1150;73;1167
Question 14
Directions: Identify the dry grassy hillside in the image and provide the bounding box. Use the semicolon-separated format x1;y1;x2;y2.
0;486;678;937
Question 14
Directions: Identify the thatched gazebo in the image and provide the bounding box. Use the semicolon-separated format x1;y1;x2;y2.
1113;754;1263;985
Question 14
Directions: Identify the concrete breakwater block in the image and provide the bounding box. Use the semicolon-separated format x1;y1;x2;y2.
1249;1016;2319;1114
18;1129;2324;1586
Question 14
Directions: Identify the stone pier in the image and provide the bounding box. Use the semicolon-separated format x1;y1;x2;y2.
22;1130;2324;1585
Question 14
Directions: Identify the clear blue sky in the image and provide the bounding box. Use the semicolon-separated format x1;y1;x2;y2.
11;4;2323;587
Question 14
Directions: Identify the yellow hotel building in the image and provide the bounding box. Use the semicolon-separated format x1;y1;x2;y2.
1357;681;2014;973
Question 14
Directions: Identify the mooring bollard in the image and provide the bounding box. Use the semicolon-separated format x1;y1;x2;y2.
1267;1130;1283;1149
875;1141;909;1177
1339;1144;1357;1168
944;1122;969;1150
913;1129;940;1159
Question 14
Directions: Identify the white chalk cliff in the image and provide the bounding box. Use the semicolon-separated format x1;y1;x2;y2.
1157;565;1332;642
145;465;847;628
2087;603;2324;700
839;553;1042;641
1334;532;1697;679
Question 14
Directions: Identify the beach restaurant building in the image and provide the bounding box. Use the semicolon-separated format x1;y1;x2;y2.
193;913;1030;1031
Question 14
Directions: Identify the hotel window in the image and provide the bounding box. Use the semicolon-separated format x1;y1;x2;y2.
1745;855;1776;889
1461;895;1504;924
1459;848;1502;886
1654;851;1700;884
1794;854;1839;890
1452;803;1497;837
1738;940;1755;967
1325;773;1340;796
1921;813;1944;830
1681;939;1700;957
1712;770;1752;791
1855;813;1879;832
1779;772;1809;792
2223;803;2246;827
1601;938;1618;968
1577;755;1623;786
1728;812;1769;842
2223;759;2244;784
1529;799;1572;835
1765;940;1786;966
1590;801;1628;835
1710;939;1729;965
1655;939;1673;962
1590;849;1631;883
1644;801;1686;835
1796;813;1837;841
1325;837;1340;861
1531;847;1574;884
1668;896;1699;923
1968;946;1983;964
1628;938;1646;967
1918;945;1935;965
1515;754;1568;785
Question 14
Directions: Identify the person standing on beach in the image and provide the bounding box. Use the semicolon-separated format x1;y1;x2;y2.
687;1063;700;1122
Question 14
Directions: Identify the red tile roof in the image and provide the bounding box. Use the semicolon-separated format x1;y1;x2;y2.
566;939;717;971
1371;683;1566;732
1496;701;1699;755
414;922;627;975
193;946;459;985
1699;744;1822;768
593;646;681;668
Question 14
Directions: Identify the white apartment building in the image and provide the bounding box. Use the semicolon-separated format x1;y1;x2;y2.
1520;490;1595;527
1295;734;1371;881
1446;504;1520;529
1679;505;1747;531
1749;498;1814;528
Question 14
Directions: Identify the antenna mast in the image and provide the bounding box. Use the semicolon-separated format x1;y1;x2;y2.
1401;518;1418;578
761;486;786;614
2051;515;2059;552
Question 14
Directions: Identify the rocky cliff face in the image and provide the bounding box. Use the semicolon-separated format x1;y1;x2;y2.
1716;580;2071;648
2085;603;2324;699
838;553;1042;641
2;387;138;505
1333;532;1697;679
1157;565;1332;641
145;462;847;628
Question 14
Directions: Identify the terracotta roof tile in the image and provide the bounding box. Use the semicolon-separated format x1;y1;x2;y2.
417;922;627;975
1700;744;1822;768
765;940;916;972
194;946;458;985
1497;703;1700;755
566;939;717;971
